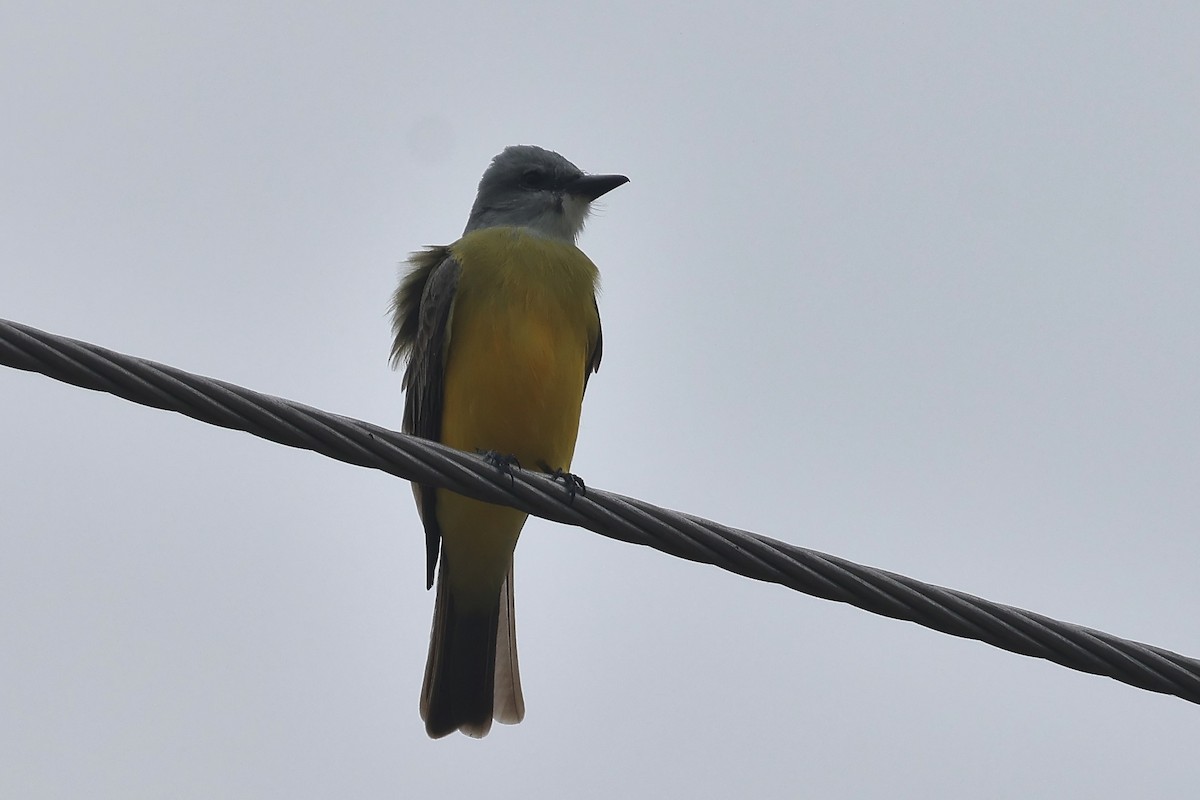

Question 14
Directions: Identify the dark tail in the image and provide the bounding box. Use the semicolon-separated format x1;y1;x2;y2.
420;565;523;738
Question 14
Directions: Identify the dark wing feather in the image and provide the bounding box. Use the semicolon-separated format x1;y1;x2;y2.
390;246;462;588
584;297;602;393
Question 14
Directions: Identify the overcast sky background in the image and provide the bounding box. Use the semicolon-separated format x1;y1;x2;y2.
3;3;1199;798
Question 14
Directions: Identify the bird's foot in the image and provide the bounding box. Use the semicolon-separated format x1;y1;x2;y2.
478;450;521;485
538;461;586;502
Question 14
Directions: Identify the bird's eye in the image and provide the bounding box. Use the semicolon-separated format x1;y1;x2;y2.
521;168;550;190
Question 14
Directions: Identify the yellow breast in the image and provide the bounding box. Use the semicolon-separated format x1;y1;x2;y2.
439;227;600;472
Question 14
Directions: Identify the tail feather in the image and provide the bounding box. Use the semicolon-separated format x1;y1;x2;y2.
493;566;524;725
420;563;523;738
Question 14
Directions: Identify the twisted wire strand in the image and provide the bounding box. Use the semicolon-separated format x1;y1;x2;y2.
3;316;1198;704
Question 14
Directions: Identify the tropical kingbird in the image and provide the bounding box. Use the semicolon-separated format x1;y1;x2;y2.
390;145;627;738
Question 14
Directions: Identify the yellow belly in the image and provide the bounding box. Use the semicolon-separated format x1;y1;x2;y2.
434;228;600;606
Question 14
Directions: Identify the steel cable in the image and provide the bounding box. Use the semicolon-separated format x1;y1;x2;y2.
3;316;1198;704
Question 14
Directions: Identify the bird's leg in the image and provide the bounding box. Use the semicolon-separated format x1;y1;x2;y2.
538;461;586;502
477;450;521;486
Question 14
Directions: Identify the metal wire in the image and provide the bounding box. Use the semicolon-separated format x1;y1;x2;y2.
3;316;1199;704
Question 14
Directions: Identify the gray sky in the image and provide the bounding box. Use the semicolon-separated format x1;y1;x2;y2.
3;3;1199;797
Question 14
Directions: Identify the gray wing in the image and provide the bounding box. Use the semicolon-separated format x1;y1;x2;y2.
390;246;462;589
585;298;602;392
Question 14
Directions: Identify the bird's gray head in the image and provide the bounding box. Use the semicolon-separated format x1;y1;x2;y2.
464;145;628;243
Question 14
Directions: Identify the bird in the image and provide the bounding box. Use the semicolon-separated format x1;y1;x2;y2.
390;145;628;738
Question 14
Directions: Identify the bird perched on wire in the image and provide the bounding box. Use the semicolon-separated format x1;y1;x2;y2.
390;145;628;738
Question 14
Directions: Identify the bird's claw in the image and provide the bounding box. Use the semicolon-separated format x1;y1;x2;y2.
538;461;586;502
478;450;521;486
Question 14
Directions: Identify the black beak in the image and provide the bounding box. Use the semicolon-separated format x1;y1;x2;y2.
565;173;630;201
